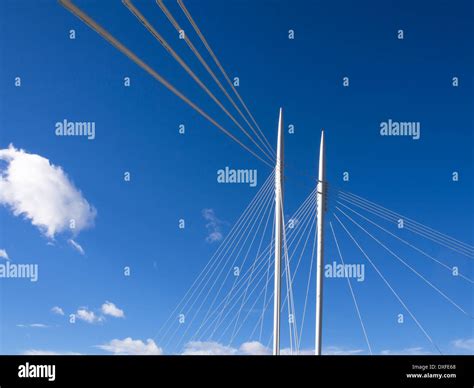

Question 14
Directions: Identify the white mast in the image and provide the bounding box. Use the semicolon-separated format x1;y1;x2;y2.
273;108;284;355
315;129;326;355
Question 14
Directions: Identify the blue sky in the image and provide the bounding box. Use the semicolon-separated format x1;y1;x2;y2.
0;0;472;355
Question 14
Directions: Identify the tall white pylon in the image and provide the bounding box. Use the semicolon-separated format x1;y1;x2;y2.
315;129;326;355
273;108;284;355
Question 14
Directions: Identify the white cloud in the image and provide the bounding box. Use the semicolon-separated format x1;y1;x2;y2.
97;338;163;355
182;341;237;355
75;302;124;323
206;231;223;243
101;301;125;318
0;249;9;260
76;308;102;324
17;323;48;328
239;341;271;355
23;349;81;355
180;341;318;355
323;346;364;355
202;208;224;243
0;145;96;238
51;306;64;316
452;338;474;352
182;341;274;355
68;239;85;255
281;348;315;355
381;347;430;355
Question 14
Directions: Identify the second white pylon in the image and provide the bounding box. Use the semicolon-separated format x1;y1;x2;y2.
315;130;326;355
273;108;284;355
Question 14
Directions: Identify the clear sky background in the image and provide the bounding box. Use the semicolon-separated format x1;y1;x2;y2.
0;0;472;355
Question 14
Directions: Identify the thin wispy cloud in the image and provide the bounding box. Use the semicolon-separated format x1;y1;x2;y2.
68;239;85;255
23;350;81;355
380;347;431;355
202;208;225;243
451;338;474;352
51;306;64;316
0;145;96;239
323;346;364;355
17;323;49;329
